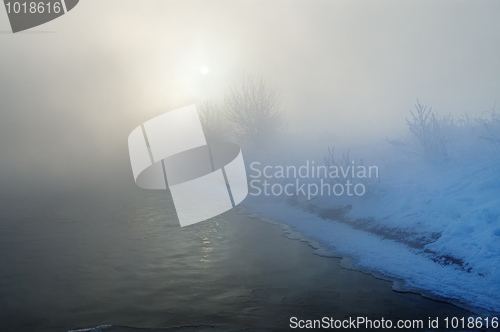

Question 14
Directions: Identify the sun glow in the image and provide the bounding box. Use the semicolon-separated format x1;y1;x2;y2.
200;66;209;75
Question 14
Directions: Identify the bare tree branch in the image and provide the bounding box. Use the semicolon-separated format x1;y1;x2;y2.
225;73;285;146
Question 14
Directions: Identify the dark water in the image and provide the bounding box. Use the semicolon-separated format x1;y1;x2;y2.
0;191;473;331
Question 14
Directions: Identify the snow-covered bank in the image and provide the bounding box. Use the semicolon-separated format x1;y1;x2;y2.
240;103;500;313
242;152;500;314
244;192;500;314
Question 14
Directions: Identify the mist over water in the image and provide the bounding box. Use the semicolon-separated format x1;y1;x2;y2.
1;0;500;198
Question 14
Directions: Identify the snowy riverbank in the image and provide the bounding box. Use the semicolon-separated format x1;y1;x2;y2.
243;154;500;314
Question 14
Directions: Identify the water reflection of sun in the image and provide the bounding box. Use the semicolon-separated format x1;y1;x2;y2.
200;222;219;263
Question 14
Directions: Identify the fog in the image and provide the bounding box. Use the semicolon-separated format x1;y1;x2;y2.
1;0;500;195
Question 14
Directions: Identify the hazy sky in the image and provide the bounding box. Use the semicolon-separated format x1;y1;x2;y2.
1;0;500;194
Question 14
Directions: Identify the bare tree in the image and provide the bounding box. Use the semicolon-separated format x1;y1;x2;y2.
225;74;285;146
406;100;448;163
198;99;229;143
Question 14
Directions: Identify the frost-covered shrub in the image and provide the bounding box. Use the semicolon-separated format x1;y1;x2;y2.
478;110;500;149
198;99;230;143
391;101;500;164
199;74;286;150
323;146;368;185
440;111;500;159
406;100;448;163
225;74;286;147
